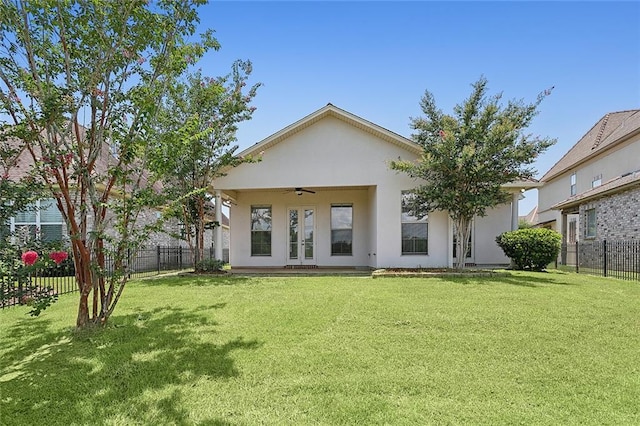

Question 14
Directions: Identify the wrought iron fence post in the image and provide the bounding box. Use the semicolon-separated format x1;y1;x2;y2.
157;245;161;274
179;246;183;270
576;240;579;273
603;239;607;277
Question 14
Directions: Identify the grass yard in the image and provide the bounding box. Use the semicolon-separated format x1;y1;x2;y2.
1;271;639;425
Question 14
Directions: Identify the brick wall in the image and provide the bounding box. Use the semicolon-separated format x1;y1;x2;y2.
579;185;640;241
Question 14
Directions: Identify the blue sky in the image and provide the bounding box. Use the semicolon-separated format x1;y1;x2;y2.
196;1;640;214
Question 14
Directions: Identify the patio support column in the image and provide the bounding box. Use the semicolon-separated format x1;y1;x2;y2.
214;190;223;260
511;191;520;231
560;210;568;265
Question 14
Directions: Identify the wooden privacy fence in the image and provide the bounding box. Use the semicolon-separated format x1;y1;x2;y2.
559;240;640;282
1;245;229;309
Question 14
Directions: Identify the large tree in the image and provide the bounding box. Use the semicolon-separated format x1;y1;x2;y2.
151;63;259;267
0;0;217;328
391;77;555;269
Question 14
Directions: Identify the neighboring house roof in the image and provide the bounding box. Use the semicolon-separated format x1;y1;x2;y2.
202;202;230;228
501;177;543;190
519;205;539;224
234;103;423;160
552;169;640;210
3;128;163;193
541;109;640;182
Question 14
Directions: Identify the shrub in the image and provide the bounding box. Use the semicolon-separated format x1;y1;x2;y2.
496;228;562;271
195;258;226;273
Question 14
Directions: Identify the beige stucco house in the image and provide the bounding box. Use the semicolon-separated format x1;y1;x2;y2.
211;104;533;269
537;109;640;243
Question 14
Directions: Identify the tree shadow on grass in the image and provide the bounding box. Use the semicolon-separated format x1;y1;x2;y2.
439;272;574;288
0;305;260;425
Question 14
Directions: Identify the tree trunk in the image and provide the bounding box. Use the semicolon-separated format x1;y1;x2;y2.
454;218;472;269
76;290;90;328
195;196;205;266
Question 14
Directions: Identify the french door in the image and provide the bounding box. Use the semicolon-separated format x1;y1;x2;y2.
287;206;316;265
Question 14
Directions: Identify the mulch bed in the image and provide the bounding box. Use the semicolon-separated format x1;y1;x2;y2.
371;268;508;278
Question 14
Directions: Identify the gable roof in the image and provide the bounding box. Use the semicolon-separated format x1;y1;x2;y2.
541;109;640;182
235;103;423;158
552;169;640;211
519;205;539;224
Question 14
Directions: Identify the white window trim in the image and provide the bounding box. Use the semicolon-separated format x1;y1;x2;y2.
585;208;596;239
10;199;64;241
401;191;428;255
330;204;353;256
250;205;272;257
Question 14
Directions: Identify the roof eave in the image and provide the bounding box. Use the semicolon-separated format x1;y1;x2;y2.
217;104;421;176
552;178;640;211
541;125;640;182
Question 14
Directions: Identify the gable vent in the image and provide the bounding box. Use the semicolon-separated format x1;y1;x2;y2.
591;113;610;150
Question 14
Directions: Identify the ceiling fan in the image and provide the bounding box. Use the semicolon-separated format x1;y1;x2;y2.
285;187;316;196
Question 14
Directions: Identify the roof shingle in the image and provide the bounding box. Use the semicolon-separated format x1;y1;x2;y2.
541;110;640;182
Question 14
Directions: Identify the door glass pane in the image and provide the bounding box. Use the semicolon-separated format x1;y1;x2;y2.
304;209;314;259
289;210;298;259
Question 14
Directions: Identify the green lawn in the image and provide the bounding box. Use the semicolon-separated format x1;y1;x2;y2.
1;271;639;425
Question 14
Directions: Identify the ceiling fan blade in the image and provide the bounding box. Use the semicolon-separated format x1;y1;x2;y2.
294;187;316;194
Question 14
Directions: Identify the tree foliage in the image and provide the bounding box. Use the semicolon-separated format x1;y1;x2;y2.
150;63;260;265
0;135;43;226
0;0;217;328
391;77;555;268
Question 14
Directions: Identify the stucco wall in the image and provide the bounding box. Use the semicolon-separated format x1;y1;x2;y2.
229;188;371;268
474;204;512;265
217;113;516;268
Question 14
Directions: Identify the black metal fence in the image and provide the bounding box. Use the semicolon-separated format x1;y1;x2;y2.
559;240;640;282
1;245;229;309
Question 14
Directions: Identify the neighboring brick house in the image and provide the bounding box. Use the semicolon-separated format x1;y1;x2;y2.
537;109;640;243
2;137;230;254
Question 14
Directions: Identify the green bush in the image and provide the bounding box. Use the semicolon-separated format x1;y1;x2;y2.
496;228;562;271
195;258;226;273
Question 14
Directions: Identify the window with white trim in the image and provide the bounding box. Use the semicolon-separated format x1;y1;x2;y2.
570;173;577;196
331;205;352;256
592;174;602;188
568;218;577;244
250;206;272;256
9;199;64;242
585;208;596;239
401;192;428;255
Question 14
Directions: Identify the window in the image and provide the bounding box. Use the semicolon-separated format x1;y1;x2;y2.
592;174;602;188
568;218;577;244
585;208;596;239
331;205;352;255
10;199;64;243
401;192;428;255
250;206;271;256
570;173;577;196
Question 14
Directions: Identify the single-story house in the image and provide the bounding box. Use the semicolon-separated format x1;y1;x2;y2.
211;104;535;269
